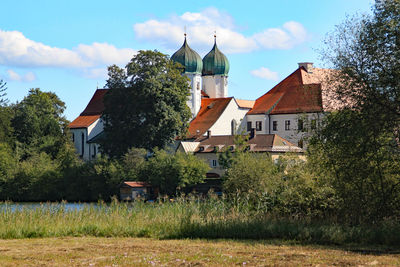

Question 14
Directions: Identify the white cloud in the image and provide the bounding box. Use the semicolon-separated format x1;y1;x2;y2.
133;7;308;54
0;30;136;79
250;67;278;81
7;69;36;82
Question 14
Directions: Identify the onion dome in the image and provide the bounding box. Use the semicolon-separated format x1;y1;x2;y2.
202;38;229;76
171;36;203;74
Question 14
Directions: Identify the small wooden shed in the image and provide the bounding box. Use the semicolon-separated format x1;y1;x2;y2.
119;181;158;201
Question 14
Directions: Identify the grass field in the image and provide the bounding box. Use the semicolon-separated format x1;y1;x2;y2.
1;200;400;247
0;237;399;266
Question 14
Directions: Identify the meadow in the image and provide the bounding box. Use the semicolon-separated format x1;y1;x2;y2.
1;198;400;247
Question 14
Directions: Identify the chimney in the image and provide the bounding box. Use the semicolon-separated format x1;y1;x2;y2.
207;130;211;139
298;62;313;73
250;128;256;139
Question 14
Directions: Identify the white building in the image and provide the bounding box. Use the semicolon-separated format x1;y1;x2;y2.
69;35;332;160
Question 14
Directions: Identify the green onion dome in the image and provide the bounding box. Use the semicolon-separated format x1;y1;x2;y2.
171;37;203;74
202;41;229;76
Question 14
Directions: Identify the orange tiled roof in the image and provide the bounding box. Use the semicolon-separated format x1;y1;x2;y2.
235;99;255;109
194;134;301;153
68;89;108;128
69;115;101;129
248;67;323;115
122;181;151;188
187;97;232;139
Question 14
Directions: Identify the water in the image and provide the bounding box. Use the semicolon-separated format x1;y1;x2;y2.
0;202;98;212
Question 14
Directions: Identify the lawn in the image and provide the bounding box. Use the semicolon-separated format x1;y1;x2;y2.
0;237;399;266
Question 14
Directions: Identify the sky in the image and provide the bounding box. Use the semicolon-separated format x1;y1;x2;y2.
0;0;374;121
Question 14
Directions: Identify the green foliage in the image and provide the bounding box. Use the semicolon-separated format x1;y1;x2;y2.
141;150;209;195
0;200;399;246
11;88;70;159
314;0;400;223
101;50;192;158
223;152;278;205
322;0;400;139
308;110;400;223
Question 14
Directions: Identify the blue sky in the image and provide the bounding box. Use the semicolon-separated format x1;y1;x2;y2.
0;0;374;120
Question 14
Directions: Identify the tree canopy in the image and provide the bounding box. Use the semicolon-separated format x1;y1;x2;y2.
310;0;400;223
101;50;192;158
11;88;70;159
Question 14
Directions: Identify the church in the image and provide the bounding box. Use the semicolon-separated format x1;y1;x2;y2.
69;35;333;165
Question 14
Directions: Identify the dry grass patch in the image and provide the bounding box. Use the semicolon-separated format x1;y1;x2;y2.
0;237;399;266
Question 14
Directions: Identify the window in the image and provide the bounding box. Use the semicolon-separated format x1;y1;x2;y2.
247;121;252;131
273;121;277;131
285;120;290;131
211;159;218;167
298;119;304;131
311;119;317;130
92;145;97;158
256;121;262;131
72;133;75;142
196;82;200;90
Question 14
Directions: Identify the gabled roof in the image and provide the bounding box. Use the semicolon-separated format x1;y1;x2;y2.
194;134;302;153
80;89;108;116
69;115;100;129
187;97;232;139
68;89;108;129
248;67;323;115
178;141;201;153
235;99;255;109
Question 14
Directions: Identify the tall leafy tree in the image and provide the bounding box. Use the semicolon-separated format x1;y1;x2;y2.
12;88;70;159
311;0;400;223
322;0;400;137
101;50;191;158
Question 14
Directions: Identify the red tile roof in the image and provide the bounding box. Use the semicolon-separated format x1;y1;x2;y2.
68;89;108;128
122;181;151;188
194;134;301;153
235;99;255;109
69;115;101;129
248;67;323;115
187;97;232;139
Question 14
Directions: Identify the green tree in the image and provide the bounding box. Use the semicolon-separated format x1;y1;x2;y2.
101;50;192;158
141;150;209;196
313;0;400;223
322;0;400;139
223;152;279;206
11;88;70;159
308;110;400;223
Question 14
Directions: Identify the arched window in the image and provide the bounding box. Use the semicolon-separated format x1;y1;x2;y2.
81;132;85;156
231;119;237;135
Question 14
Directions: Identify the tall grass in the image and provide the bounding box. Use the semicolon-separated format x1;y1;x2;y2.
0;197;399;246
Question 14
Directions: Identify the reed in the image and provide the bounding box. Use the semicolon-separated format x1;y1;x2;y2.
0;198;399;247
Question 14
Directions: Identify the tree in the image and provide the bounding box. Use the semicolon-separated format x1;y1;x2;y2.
141;150;209;196
223;152;279;206
310;0;400;223
11;88;70;159
101;50;192;158
322;0;400;139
